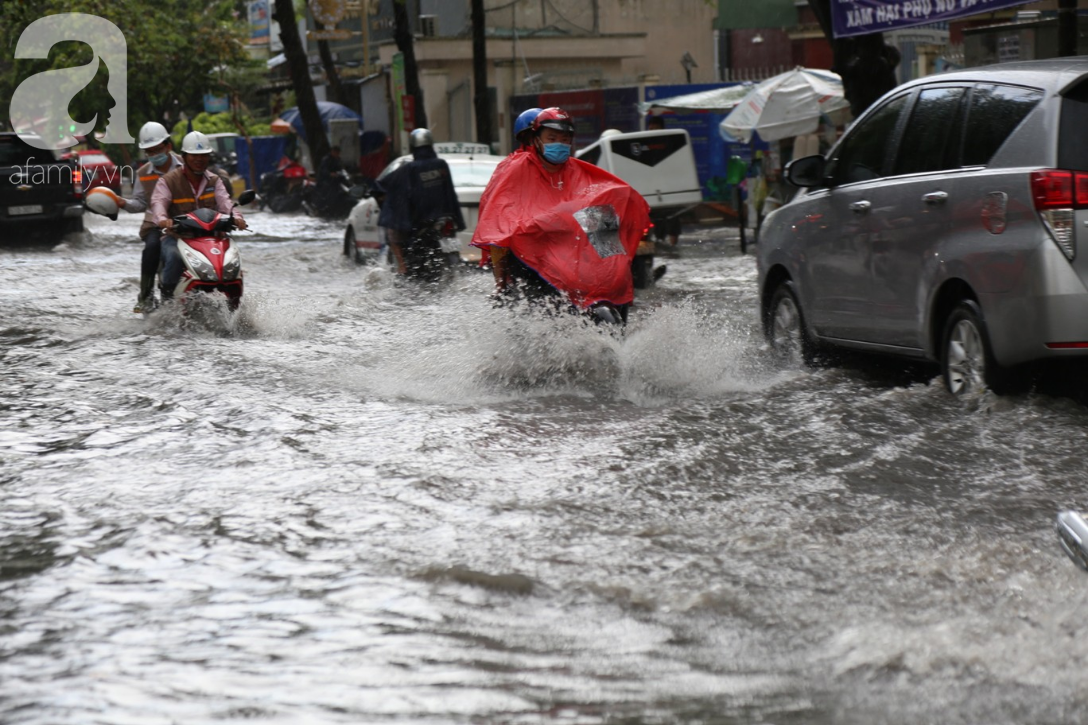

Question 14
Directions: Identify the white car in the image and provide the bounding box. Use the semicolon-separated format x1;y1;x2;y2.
343;143;504;265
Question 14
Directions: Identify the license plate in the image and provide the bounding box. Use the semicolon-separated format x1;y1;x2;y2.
8;204;43;216
439;237;461;254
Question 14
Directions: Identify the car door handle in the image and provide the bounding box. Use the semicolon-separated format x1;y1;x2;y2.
849;200;871;214
922;191;948;204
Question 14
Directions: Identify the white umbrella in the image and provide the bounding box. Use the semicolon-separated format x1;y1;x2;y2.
638;83;754;115
719;67;849;143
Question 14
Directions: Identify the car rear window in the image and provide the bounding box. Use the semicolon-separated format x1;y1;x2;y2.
450;161;499;188
80;153;111;165
579;146;602;166
961;83;1043;167
1059;77;1088;171
0;135;45;166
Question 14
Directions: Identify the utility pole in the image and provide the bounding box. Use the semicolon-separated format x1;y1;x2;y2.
472;0;493;147
272;0;330;165
1058;0;1078;57
393;0;428;130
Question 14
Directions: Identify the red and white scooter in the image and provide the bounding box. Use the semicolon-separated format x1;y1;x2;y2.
163;189;255;311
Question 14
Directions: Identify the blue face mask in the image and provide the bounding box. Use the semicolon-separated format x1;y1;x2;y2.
542;143;570;164
149;152;169;167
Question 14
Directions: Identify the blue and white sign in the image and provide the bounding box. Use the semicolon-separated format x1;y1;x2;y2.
832;0;1030;38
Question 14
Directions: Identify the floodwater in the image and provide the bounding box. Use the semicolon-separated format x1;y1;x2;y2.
2;208;1087;725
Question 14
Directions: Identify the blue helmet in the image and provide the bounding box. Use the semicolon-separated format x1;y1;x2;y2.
513;107;543;144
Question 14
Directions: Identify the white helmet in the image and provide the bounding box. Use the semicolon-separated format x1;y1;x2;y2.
85;187;121;220
138;121;170;149
181;131;213;155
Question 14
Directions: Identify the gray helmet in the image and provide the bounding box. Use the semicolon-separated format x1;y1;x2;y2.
408;128;433;150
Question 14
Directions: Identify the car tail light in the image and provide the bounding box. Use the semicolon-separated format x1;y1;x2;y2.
72;167;83;199
1031;169;1086;261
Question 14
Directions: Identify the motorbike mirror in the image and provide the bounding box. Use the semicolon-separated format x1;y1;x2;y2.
350;184;369;200
236;189;257;206
1057;511;1088;572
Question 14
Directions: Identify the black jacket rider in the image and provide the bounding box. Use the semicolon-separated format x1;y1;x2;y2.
378;145;465;236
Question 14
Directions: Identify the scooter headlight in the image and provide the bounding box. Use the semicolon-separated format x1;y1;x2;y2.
183;250;219;282
222;246;241;280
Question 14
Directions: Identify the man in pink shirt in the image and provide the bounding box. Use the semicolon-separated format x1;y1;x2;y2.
150;131;245;299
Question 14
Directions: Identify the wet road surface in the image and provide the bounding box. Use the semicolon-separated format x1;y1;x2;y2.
2;209;1087;724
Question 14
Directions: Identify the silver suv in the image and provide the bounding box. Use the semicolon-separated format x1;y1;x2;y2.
758;58;1088;395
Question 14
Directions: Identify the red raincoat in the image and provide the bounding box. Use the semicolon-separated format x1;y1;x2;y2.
472;151;650;308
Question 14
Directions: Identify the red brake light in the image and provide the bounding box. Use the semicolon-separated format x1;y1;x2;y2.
1031;170;1073;210
72;168;83;198
1076;172;1088;207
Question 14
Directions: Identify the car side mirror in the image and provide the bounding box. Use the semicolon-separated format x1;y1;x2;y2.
786;155;827;188
1057;511;1088;572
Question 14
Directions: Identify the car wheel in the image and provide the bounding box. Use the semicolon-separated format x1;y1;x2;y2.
941;300;1005;395
766;281;815;366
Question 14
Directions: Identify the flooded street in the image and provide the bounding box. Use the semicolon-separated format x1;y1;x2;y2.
3;208;1088;724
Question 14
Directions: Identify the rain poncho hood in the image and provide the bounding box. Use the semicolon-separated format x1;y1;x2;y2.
472;151;650;308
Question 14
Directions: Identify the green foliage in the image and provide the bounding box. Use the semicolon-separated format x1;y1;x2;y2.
170;112;272;146
0;0;250;148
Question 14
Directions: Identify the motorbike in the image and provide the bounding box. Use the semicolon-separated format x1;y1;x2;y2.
152;189;255;314
257;161;311;213
303;169;369;220
401;216;462;283
495;252;628;327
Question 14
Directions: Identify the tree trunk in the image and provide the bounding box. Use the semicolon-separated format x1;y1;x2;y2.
316;23;347;107
393;0;428;130
471;0;493;147
1058;0;1078;57
808;0;898;120
272;0;330;167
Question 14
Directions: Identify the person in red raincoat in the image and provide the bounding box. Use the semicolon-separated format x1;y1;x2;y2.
471;107;651;317
476;107;541;271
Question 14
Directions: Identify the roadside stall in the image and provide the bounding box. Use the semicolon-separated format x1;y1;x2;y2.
718;67;850;241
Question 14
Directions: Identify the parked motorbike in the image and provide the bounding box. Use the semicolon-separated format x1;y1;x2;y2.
151;189;255;314
257;161;310;213
304;169;369;220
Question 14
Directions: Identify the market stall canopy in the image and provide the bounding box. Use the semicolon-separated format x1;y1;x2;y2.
719;67;849;143
279;101;362;141
639;83;753;115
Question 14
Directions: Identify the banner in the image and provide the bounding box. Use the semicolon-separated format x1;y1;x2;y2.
391;52;407;133
248;0;269;45
831;0;1029;38
203;94;229;114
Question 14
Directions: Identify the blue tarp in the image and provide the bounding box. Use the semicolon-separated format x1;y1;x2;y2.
279;101;363;141
235;136;287;185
